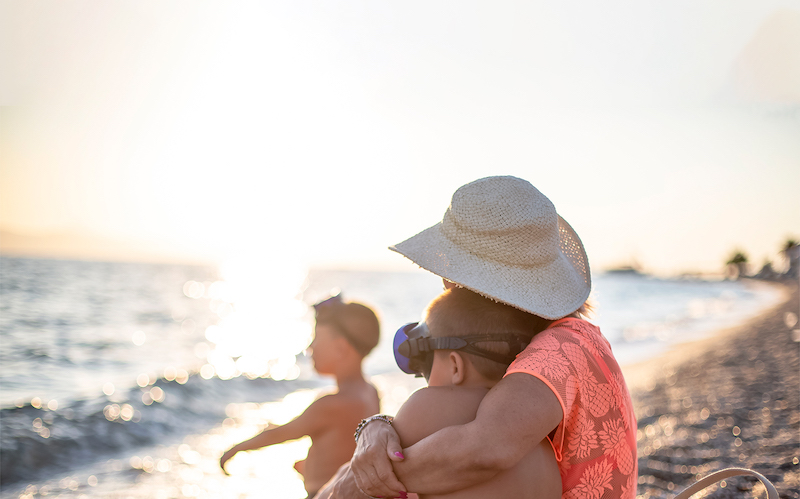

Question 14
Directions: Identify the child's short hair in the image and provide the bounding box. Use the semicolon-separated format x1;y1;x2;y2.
315;300;380;357
426;287;552;381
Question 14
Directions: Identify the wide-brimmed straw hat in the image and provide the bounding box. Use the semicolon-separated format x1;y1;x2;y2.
390;176;591;320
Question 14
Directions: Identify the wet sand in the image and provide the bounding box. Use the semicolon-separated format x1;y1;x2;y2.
627;281;799;498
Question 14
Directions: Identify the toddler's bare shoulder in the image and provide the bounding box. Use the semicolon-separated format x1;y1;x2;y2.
394;386;489;447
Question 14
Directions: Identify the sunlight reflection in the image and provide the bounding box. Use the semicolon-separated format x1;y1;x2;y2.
207;350;236;380
105;404;120;420
200;364;215;380
150;386;165;403
120;404;134;421
178;444;202;465
195;253;311;381
211;390;318;499
132;330;146;346
157;459;172;473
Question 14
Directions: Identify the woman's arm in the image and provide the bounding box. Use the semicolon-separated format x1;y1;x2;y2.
348;373;563;497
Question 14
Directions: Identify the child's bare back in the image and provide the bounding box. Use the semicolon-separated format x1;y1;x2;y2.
301;381;380;493
393;385;560;499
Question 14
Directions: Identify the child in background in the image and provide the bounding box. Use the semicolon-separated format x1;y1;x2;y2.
391;287;561;499
220;294;381;499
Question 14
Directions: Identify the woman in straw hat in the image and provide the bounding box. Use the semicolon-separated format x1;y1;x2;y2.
319;176;637;499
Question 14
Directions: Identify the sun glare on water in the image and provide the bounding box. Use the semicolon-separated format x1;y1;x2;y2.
188;253;313;381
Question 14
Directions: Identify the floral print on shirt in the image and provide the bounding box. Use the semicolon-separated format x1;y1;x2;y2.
506;318;638;499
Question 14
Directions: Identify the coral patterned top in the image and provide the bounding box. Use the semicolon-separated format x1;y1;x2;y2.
506;318;637;499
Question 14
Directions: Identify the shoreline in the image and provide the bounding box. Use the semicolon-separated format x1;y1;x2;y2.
620;279;794;393
628;281;799;498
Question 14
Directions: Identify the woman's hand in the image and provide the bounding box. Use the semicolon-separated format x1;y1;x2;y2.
325;466;368;498
313;463;351;498
350;420;407;498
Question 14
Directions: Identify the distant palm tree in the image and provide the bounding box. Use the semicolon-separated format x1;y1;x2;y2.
726;250;749;279
755;259;777;279
782;239;799;278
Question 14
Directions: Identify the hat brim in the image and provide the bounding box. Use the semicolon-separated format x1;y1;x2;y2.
389;216;591;320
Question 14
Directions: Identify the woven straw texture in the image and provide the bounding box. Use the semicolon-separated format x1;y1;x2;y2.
390;176;591;320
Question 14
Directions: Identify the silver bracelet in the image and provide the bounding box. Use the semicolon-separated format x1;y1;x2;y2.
354;414;394;443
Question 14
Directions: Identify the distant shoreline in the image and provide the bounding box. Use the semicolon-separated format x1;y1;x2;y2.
0;230;220;266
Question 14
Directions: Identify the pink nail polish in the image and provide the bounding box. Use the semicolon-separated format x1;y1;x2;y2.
398;492;408;499
395;451;405;459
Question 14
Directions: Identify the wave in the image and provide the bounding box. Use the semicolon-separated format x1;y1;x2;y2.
0;373;325;486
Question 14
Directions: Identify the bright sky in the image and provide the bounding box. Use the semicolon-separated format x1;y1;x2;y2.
1;0;799;276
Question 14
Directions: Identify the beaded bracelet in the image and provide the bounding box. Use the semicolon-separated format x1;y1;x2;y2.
354;414;394;443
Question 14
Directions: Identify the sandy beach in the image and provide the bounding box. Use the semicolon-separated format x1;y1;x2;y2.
628;281;799;498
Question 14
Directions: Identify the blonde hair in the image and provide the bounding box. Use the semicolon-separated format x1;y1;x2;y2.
576;299;595;319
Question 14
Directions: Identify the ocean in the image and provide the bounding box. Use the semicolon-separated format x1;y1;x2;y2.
0;256;785;498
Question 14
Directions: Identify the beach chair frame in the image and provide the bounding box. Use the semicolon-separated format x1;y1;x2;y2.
674;467;779;499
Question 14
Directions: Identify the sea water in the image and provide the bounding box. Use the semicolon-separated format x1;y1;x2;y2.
0;256;785;498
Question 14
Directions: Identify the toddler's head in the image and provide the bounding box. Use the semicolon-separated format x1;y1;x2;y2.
425;287;551;382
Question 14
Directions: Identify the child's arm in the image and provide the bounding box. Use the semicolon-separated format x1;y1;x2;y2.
393;386;487;448
220;394;340;473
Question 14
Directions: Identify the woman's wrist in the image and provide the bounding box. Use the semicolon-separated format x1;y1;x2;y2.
354;414;394;443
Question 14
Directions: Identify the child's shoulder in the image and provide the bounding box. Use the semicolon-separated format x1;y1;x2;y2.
403;385;488;407
311;382;379;415
393;386;489;447
400;386;488;418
